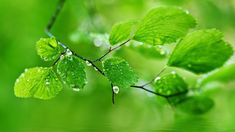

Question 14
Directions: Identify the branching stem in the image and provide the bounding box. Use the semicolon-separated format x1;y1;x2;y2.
44;0;188;105
93;39;131;62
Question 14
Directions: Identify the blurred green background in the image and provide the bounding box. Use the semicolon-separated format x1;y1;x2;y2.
1;0;235;131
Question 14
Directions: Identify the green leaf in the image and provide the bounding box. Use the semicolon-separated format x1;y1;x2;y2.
14;67;63;100
134;7;196;45
168;29;233;74
177;96;214;114
36;37;64;61
153;72;188;96
56;55;86;90
109;20;139;45
102;57;138;88
199;63;235;86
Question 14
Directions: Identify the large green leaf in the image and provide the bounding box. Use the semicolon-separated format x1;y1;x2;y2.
199;63;235;86
14;67;63;100
134;7;196;45
109;20;139;45
56;55;86;90
168;29;233;74
102;57;138;88
153;72;188;96
177;96;214;114
36;37;64;61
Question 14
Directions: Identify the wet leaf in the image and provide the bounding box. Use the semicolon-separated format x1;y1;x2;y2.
103;57;138;88
14;67;63;100
153;72;188;96
56;55;86;90
36;37;64;61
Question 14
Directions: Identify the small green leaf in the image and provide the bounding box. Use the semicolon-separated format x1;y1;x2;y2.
14;67;63;100
109;20;139;45
199;63;235;86
134;7;196;45
36;37;64;61
177;96;214;114
153;72;188;96
103;57;138;88
168;29;233;74
56;55;86;90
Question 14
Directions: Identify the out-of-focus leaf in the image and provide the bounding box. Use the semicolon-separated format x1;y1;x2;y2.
177;96;214;114
199;63;235;86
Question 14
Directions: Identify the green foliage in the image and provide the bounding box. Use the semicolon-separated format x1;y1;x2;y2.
36;37;64;61
168;29;233;74
153;72;188;96
177;96;214;114
109;20;138;45
199;63;235;86
14;67;63;100
102;57;138;88
133;7;196;45
56;55;87;90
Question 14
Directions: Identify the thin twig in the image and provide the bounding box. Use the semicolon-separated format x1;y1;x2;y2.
131;85;188;98
141;66;167;87
93;39;131;62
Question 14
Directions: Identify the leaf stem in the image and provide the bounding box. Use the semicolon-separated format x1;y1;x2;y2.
92;39;131;62
141;66;167;87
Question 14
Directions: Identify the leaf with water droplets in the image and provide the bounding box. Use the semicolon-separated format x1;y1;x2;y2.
133;7;196;45
14;67;63;100
177;96;214;114
109;20;139;45
103;57;138;88
36;37;64;61
168;29;233;74
153;72;188;96
56;55;87;89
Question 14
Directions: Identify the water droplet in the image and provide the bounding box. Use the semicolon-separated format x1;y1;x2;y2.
73;88;80;92
24;69;28;72
113;86;119;94
86;61;92;66
154;77;161;82
45;81;50;85
171;71;176;74
16;79;19;83
187;64;192;68
160;50;165;55
94;67;98;71
65;49;73;56
60;55;65;60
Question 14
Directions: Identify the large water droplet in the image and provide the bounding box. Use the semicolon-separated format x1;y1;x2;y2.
171;71;176;74
113;86;119;94
154;77;161;82
86;61;92;66
65;49;73;56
